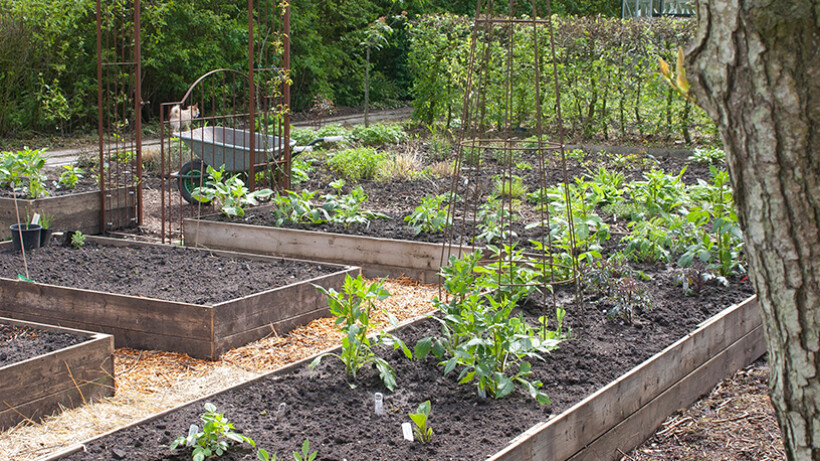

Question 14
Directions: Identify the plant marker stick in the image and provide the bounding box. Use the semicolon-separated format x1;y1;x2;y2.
374;392;384;415
401;422;413;441
278;402;286;413
12;184;29;279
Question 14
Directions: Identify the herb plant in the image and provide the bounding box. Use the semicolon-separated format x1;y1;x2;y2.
327;147;388;182
409;401;433;443
311;275;411;391
170;402;256;461
292;438;317;461
0;147;49;198
191;165;274;218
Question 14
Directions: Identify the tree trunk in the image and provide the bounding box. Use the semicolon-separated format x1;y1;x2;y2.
686;1;820;459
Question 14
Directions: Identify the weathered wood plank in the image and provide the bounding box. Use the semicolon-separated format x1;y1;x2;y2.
0;318;114;430
183;217;467;282
487;296;761;461
567;324;766;461
0;188;135;235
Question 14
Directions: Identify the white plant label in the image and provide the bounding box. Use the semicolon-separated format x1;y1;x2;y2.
402;422;413;441
31;213;40;225
374;392;384;415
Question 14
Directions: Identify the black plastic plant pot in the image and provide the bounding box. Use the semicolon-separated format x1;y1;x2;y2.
10;224;42;252
40;228;53;247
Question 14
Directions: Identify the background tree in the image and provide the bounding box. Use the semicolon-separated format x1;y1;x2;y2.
685;1;820;459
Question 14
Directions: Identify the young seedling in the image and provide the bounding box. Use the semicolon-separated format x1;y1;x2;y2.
293;438;317;461
70;231;86;249
170;402;256;461
409;401;433;443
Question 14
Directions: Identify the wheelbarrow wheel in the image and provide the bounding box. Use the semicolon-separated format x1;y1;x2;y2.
178;159;209;204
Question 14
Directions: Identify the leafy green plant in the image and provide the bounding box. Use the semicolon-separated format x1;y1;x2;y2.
290;157;313;185
688;147;725;165
327;147;388;182
311;275;410;391
270;190;327;226
191;166;274;218
170;402;256;461
404;193;453;235
58;164;85;189
321;181;390;228
582;255;651;323
622;217;676;263
422;293;565;403
475;244;543;303
0;147;49;198
292;438;317;461
475;197;519;245
586;166;624;206
627;168;688;218
70;231;86;249
409;401;433;443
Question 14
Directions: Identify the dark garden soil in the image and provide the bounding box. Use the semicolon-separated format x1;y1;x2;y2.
0;322;87;366
0;241;337;305
63;269;754;461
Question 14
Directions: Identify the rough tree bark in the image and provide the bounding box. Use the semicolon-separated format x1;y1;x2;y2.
686;1;820;459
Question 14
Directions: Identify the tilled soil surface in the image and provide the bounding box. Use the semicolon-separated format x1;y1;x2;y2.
0;241;338;305
63;270;753;461
0;322;86;366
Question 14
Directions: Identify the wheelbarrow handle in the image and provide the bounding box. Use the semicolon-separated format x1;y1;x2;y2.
292;136;346;155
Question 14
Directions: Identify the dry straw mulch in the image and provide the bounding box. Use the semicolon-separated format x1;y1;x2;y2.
0;278;437;461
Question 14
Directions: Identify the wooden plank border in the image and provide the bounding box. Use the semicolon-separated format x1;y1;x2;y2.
183;213;468;283
0;188;134;235
36;295;763;461
0;318;114;431
0;237;357;360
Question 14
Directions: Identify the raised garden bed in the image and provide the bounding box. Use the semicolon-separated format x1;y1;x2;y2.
184;213;465;282
0;317;114;431
45;277;762;461
0;187;135;235
0;237;357;360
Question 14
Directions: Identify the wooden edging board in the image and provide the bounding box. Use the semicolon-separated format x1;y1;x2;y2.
0;188;134;235
36;295;763;461
183;211;468;283
0;317;114;431
0;236;358;360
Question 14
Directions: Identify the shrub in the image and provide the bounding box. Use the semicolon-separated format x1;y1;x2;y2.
327;147;388;182
350;123;408;146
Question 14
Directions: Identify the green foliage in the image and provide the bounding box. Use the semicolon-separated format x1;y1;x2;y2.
321;180;391;227
170;402;256;461
191;166;274;218
0;147;49;198
290;157;313;185
492;175;527;200
582;255;652;323
475;197;519;245
292;439;317;461
58;164;85;190
404;193;453;235
327;147;389;182
70;231;86;249
622;217;676;263
270;190;327;226
626;168;688;218
409;401;433;443
688;147;725;165
311;275;411;391
350;122;408;146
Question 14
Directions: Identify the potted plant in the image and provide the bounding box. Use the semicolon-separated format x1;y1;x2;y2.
10;222;41;251
38;213;53;247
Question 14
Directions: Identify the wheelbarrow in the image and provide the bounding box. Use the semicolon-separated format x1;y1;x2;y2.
172;126;343;203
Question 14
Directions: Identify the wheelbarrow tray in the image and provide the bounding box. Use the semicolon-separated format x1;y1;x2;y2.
178;126;296;171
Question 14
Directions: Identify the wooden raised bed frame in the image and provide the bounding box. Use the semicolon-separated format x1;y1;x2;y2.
39;295;765;461
0;237;358;360
1;317;114;431
0;188;135;235
183;211;466;283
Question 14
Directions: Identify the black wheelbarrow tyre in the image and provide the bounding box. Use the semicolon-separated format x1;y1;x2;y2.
178;159;209;204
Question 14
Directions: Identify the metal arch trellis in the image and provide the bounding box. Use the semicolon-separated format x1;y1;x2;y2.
442;0;579;310
157;0;291;244
96;0;142;233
